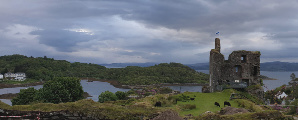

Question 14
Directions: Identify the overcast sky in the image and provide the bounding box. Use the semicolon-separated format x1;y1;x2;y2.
0;0;297;64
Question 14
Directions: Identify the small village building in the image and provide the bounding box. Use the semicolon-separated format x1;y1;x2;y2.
15;72;26;80
277;92;288;99
4;72;16;79
4;72;26;81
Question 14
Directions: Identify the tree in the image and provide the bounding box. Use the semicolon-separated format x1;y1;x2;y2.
11;87;37;105
98;91;118;103
115;91;128;100
36;77;84;104
290;73;296;80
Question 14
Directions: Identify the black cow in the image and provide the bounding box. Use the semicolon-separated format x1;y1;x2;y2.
224;101;231;107
214;102;220;107
190;98;195;101
155;101;161;107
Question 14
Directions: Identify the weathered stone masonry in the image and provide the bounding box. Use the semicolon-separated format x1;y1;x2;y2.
209;38;262;93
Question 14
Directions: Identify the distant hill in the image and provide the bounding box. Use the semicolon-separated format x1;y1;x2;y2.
185;63;209;70
101;61;298;71
260;61;298;71
99;62;158;68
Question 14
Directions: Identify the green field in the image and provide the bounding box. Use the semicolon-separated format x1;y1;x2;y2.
175;89;239;116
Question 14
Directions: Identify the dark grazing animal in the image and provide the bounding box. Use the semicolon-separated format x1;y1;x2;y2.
155;101;161;107
190;98;195;101
224;101;231;107
214;102;220;107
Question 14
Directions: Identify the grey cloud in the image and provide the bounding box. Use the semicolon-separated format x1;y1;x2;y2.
31;29;94;52
1;0;298;64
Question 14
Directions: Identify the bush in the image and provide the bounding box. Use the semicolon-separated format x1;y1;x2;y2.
36;77;84;104
12;87;37;105
98;91;118;103
288;99;298;115
234;99;263;112
115;91;128;100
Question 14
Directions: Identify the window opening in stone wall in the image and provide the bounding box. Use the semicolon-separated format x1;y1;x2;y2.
241;55;247;63
242;79;249;86
235;65;241;73
235;66;239;72
253;66;258;76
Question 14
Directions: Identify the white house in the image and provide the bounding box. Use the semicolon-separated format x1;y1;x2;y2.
15;72;26;81
4;72;26;81
4;72;16;78
0;74;3;79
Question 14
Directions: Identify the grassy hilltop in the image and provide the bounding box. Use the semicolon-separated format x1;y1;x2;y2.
0;89;290;119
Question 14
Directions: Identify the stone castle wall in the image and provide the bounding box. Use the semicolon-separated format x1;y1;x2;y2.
208;38;262;94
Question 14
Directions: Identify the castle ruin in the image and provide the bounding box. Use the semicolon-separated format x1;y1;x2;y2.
208;38;263;93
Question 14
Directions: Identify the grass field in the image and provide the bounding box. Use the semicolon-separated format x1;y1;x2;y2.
1;89;289;119
175;89;240;116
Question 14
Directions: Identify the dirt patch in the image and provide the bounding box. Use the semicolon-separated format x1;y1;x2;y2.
152;110;184;120
219;106;249;115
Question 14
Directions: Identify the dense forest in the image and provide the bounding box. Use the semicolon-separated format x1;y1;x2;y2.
0;54;209;85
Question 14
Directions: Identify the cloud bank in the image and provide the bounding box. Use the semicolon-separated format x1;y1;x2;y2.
0;0;298;64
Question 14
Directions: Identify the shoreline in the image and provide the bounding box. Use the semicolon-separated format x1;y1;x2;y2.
0;92;92;99
0;82;45;89
81;77;208;89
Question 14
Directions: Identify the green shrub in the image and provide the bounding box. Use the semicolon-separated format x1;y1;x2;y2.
238;91;264;105
35;77;84;104
234;99;263;112
288;99;298;115
125;98;136;105
98;91;118;103
115;91;128;100
12;87;38;105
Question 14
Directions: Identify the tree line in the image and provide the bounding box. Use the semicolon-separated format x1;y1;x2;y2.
0;54;209;85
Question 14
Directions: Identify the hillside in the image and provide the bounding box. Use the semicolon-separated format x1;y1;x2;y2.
101;62;298;71
105;63;209;85
0;54;208;85
0;54;106;81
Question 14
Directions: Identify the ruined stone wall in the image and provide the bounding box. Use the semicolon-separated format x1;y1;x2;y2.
227;50;261;86
208;38;262;93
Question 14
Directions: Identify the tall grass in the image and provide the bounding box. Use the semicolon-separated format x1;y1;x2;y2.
234;99;263;112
